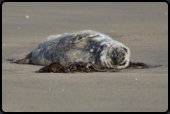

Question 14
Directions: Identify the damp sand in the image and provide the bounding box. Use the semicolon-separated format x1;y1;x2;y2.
2;2;168;112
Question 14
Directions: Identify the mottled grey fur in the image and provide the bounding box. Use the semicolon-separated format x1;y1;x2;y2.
14;30;131;69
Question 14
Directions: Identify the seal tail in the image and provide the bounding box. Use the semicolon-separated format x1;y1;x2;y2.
128;61;162;69
8;52;32;64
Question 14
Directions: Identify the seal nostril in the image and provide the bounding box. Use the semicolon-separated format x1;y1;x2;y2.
113;58;118;65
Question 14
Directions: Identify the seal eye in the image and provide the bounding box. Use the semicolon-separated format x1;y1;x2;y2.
123;48;128;53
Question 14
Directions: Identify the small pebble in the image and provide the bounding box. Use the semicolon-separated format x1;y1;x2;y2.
164;12;168;16
17;27;22;30
25;15;30;19
109;30;115;33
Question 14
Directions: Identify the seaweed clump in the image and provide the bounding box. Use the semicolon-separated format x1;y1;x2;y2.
38;61;161;73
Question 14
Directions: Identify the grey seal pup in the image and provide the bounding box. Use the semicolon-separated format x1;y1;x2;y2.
14;30;131;69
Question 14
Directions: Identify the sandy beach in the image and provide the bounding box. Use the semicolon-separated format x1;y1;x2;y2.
2;2;168;112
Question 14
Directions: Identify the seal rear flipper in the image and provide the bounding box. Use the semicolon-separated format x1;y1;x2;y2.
9;52;32;64
13;58;30;64
7;58;30;64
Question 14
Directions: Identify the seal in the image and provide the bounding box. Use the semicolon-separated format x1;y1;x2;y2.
13;30;131;69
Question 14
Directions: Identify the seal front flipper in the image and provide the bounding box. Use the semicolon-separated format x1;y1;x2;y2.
72;32;99;44
128;61;162;69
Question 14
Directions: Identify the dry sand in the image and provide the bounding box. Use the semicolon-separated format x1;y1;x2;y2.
2;2;168;112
